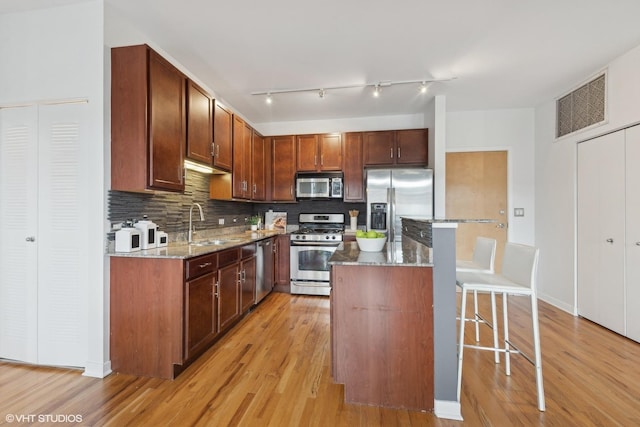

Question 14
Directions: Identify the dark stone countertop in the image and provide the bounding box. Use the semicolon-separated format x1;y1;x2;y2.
329;237;433;267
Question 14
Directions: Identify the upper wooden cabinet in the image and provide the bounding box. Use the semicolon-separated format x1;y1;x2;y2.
343;132;365;202
272;135;296;201
296;133;343;172
363;129;428;166
186;80;213;165
111;44;186;192
213;103;233;172
251;131;266;201
232;115;253;199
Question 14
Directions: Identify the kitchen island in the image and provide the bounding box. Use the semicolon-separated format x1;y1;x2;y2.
330;219;466;419
329;238;434;411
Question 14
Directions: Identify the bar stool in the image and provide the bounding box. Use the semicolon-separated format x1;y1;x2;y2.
456;237;497;352
456;242;545;411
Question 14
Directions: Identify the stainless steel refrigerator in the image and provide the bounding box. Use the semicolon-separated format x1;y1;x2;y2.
366;168;434;241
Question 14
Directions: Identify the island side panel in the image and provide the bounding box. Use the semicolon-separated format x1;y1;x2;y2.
432;225;459;403
110;257;184;379
332;264;434;411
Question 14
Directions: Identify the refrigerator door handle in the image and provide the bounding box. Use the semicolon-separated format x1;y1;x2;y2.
388;187;396;242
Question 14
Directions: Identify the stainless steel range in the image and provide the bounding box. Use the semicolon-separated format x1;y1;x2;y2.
290;213;345;296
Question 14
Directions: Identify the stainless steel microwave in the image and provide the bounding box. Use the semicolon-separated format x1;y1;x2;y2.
295;173;343;199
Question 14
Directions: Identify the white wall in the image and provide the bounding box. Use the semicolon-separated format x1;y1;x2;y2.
256;114;425;136
0;0;107;376
446;108;536;245
534;43;640;313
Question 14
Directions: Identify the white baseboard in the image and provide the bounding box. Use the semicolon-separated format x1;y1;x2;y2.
434;399;463;420
83;360;112;378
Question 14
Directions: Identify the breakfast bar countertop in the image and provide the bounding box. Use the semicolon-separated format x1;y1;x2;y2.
329;238;433;267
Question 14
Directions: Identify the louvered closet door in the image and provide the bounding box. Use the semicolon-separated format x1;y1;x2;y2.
0;106;39;363
0;103;88;367
36;103;88;367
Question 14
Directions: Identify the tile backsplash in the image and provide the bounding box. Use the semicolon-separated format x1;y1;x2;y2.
108;169;367;240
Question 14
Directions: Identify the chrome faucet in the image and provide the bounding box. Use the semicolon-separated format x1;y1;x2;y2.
188;202;205;243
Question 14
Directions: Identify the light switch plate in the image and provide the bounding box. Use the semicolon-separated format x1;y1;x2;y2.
218;218;224;225
514;208;525;217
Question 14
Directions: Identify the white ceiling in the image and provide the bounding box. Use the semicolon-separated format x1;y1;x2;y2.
4;0;640;125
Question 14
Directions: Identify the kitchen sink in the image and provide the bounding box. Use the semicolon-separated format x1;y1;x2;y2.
190;238;243;247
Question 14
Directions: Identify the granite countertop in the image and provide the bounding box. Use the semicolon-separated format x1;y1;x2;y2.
329;237;433;267
108;229;284;259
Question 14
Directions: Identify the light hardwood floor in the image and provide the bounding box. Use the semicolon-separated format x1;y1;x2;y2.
1;291;639;426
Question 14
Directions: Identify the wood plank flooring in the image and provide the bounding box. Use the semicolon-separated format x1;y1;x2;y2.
1;291;639;426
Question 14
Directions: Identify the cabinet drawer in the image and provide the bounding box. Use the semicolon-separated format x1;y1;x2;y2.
241;243;256;259
218;248;240;268
185;253;218;281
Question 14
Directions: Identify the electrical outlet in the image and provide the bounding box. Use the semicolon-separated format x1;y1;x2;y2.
514;208;525;217
218;218;224;225
112;222;123;230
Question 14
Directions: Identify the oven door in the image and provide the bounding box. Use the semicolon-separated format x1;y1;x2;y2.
290;242;339;282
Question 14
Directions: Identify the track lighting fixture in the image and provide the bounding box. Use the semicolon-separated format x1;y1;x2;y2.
251;76;455;103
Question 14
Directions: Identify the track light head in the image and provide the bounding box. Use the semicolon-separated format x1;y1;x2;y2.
373;84;381;98
265;93;273;104
319;89;325;98
419;81;430;94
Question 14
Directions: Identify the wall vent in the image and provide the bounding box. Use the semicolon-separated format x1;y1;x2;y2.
556;72;606;139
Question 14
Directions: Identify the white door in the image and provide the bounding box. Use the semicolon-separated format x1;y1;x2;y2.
0;103;88;367
577;132;626;335
625;125;640;342
0;106;39;363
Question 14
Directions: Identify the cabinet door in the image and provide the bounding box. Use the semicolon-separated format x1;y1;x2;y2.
363;131;395;166
296;134;319;172
213;102;233;171
184;272;217;360
251;132;266;200
396;129;428;165
148;50;186;191
241;256;256;313
319;133;343;171
274;235;290;289
626;125;640;342
186;80;213;165
218;262;240;332
272;135;296;201
577;132;625;334
343;132;364;202
232;116;252;199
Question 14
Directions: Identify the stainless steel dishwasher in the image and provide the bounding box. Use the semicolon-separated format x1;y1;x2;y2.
255;238;274;303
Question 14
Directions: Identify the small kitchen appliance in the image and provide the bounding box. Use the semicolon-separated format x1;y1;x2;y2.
115;225;141;252
157;231;168;247
295;172;343;200
134;215;158;249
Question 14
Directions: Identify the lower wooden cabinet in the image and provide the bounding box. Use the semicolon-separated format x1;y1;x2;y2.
274;234;290;292
218;250;241;333
110;245;259;379
184;270;217;361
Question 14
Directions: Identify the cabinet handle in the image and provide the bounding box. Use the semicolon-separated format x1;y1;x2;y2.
25;236;36;242
315;155;317;166
216;144;220;157
397;147;401;158
606;238;614;243
390;147;393;159
321;154;324;165
214;281;219;297
211;143;215;157
253;183;257;194
199;262;212;268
